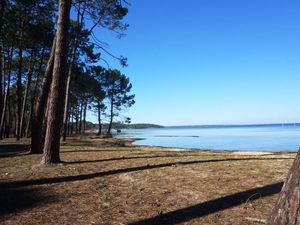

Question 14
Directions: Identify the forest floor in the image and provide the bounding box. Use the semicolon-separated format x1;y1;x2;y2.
0;136;296;225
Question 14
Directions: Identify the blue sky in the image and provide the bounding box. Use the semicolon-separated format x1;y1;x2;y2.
88;0;300;126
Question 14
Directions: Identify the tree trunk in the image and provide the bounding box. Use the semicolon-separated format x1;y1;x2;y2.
267;150;300;225
83;102;87;134
78;103;83;134
31;39;56;154
97;100;102;135
62;4;83;141
20;52;34;138
26;49;45;138
70;111;74;134
0;46;13;138
41;0;71;164
107;98;114;134
0;0;6;122
75;107;78;134
16;47;23;140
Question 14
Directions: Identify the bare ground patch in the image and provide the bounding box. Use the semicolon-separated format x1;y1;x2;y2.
0;136;295;225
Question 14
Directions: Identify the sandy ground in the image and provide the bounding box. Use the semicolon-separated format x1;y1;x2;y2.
0;136;296;225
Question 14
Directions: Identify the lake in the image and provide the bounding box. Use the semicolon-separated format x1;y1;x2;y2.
117;124;300;151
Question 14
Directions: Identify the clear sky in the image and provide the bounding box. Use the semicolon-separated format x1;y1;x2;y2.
89;0;300;126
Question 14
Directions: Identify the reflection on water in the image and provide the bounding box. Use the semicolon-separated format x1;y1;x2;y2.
117;125;300;151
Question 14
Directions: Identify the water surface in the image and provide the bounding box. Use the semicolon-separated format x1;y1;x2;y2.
118;124;300;151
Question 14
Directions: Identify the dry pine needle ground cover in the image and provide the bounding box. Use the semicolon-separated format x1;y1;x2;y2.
0;136;296;225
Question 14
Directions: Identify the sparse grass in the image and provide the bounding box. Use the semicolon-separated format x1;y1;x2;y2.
0;136;295;225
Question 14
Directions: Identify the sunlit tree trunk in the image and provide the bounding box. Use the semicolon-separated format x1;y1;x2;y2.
41;0;71;164
267;150;300;225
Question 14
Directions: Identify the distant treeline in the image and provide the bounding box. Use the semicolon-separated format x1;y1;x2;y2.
78;122;164;131
117;123;164;129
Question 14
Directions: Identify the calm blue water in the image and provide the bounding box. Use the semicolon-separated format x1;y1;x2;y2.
118;125;300;151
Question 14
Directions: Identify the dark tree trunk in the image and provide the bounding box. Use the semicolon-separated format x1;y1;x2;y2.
75;106;78;134
0;0;6;121
16;47;23;140
97;100;102;135
107;98;114;134
20;52;34;137
79;103;82;134
41;0;71;164
67;110;71;135
26;49;45;138
70;112;74;134
62;39;78;141
267;150;300;225
31;40;56;154
0;46;12;138
83;102;87;134
5;87;11;138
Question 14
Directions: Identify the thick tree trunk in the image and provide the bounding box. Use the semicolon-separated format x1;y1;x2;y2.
41;0;71;164
16;47;23;140
267;150;300;225
31;40;56;154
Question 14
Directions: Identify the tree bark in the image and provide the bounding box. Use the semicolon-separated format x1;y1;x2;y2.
62;4;84;141
62;42;76;141
0;0;6;122
97;99;102;135
267;150;300;225
19;52;34;137
0;46;12;138
41;0;71;164
16;47;23;140
83;101;87;134
75;106;78;134
107;97;114;134
26;49;45;138
79;102;82;134
30;40;56;154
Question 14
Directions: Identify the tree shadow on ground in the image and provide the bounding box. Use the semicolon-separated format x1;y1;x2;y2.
66;154;220;164
0;157;292;189
61;149;137;154
0;144;30;158
127;182;283;225
66;155;294;165
0;187;56;216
